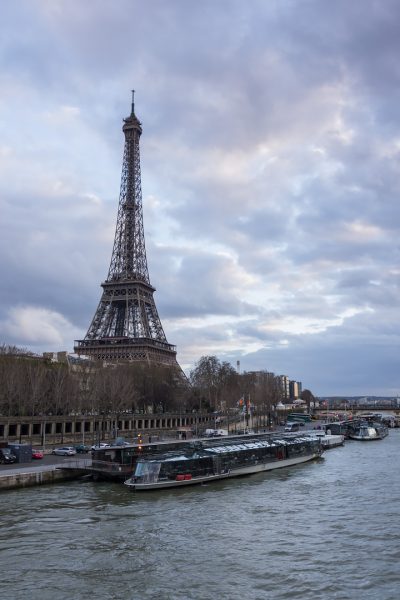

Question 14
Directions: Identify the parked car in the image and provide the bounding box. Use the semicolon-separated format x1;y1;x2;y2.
0;448;17;464
32;449;44;459
52;447;77;456
75;444;90;454
91;443;111;451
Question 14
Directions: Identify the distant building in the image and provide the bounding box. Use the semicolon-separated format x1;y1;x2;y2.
42;351;90;372
243;370;303;403
42;351;69;364
279;375;290;400
289;380;301;400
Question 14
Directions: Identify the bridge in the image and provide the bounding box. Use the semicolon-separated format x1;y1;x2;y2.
313;406;400;419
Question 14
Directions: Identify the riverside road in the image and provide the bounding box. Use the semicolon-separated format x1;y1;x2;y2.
0;452;90;474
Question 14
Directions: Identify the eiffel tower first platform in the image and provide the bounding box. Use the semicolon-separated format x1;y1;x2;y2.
74;93;179;367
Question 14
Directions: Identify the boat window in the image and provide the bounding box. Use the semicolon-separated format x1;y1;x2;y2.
165;455;189;462
135;461;161;483
159;457;214;480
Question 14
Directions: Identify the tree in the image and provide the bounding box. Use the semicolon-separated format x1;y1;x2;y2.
301;389;315;414
190;356;219;410
190;356;240;414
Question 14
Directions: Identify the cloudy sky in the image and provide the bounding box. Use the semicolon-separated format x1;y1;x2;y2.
1;0;399;396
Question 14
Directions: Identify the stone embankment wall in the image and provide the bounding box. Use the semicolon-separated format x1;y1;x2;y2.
0;468;84;491
0;412;212;447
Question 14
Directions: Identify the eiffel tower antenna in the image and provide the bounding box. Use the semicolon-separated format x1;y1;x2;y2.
74;93;179;366
131;89;135;114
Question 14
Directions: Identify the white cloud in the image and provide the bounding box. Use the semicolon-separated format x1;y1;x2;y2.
0;306;81;350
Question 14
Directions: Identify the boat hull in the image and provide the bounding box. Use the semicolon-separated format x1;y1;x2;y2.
124;451;322;491
349;434;386;441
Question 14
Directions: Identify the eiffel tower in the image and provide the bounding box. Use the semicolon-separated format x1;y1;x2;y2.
74;92;178;367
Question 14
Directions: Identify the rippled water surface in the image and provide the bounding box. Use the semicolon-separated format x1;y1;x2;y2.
1;431;400;600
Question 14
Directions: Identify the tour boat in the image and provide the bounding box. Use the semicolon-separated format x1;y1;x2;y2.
124;433;323;491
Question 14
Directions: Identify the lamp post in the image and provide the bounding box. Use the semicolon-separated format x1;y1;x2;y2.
42;419;46;451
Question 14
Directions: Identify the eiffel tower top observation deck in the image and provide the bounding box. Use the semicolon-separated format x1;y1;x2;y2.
74;92;178;366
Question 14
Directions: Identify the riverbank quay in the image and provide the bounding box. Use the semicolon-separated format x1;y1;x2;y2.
0;456;91;491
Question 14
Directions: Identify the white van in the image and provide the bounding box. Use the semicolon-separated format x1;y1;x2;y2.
284;422;300;432
204;428;228;437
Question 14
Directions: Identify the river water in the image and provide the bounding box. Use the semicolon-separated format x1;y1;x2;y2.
1;431;400;600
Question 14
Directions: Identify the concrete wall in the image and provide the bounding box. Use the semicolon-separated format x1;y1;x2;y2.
0;468;84;491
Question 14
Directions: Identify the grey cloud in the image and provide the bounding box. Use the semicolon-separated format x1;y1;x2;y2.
228;312;400;396
1;0;399;395
148;243;262;320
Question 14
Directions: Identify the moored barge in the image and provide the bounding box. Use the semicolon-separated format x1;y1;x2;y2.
124;433;323;491
348;421;388;441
